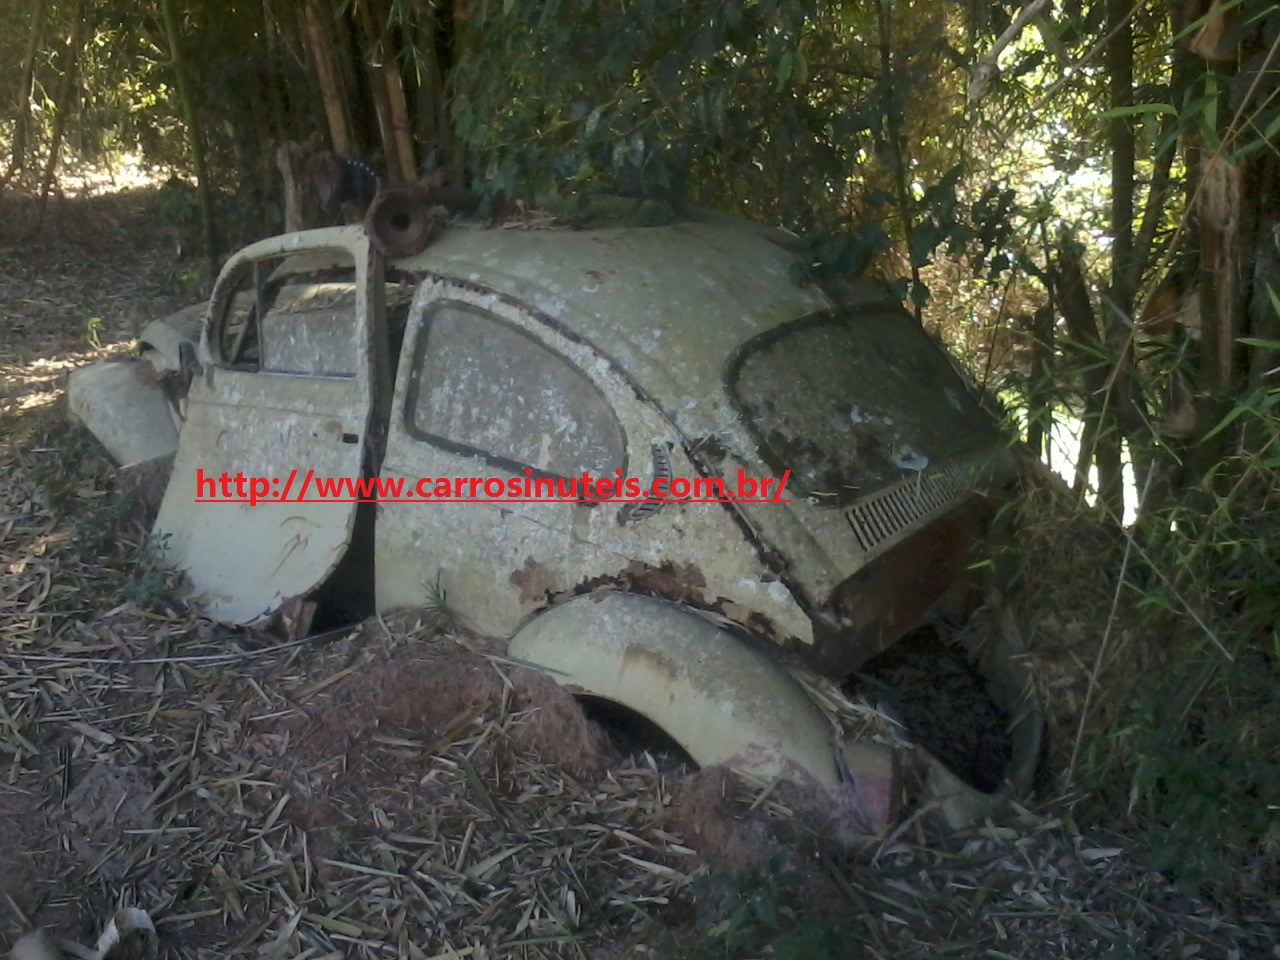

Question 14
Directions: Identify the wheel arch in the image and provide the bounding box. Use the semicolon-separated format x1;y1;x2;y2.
506;590;842;786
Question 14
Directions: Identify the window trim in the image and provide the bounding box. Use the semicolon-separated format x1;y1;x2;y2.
404;299;628;481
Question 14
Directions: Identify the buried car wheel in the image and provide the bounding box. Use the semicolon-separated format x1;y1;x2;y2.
509;589;1043;837
507;590;901;835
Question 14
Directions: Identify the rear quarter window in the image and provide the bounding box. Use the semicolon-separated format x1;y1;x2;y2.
407;303;626;479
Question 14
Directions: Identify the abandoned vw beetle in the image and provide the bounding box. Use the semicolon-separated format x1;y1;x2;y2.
72;208;1038;828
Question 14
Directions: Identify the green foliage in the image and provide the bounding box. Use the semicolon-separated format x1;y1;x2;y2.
421;569;457;631
448;0;1014;294
667;856;857;960
1077;383;1280;896
29;422;172;611
122;533;176;610
83;315;105;350
451;0;823;213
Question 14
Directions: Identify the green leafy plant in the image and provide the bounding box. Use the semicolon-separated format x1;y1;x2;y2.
122;531;176;610
665;856;859;960
84;314;105;349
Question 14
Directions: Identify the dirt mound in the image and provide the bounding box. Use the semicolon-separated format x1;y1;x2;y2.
296;646;610;779
663;768;781;873
61;763;155;882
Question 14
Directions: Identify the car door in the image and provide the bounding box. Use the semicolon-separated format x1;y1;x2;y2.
374;276;812;642
153;229;387;626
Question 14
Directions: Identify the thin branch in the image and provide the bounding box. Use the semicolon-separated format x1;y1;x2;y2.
876;0;922;321
968;0;1052;103
1127;112;1178;295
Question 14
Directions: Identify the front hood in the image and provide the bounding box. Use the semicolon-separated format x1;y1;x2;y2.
692;307;1006;611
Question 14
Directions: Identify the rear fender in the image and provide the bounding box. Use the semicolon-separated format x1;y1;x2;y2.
509;590;839;783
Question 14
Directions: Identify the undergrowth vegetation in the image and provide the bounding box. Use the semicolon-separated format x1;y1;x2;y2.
1004;376;1280;902
676;857;853;960
25;417;175;613
1098;438;1280;897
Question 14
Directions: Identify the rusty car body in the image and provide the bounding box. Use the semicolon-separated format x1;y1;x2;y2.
69;207;1041;831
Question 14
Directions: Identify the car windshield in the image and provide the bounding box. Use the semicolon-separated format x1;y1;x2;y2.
726;311;999;505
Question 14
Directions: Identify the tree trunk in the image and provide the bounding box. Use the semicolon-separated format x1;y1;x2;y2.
412;9;441;153
302;0;355;156
1246;153;1280;395
1102;0;1151;504
1187;164;1244;484
161;0;221;278
354;0;415;182
276;140;306;231
1107;0;1135;307
1025;305;1056;463
36;0;88;225
353;0;401;180
259;0;289;148
8;0;49;180
1055;232;1126;517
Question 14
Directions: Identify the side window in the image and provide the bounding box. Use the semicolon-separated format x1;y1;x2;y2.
262;275;360;377
409;304;625;478
212;252;360;377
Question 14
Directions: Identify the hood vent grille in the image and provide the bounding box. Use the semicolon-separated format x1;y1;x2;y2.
845;457;984;553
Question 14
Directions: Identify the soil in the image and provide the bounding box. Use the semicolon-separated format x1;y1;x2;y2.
62;763;156;881
0;786;53;923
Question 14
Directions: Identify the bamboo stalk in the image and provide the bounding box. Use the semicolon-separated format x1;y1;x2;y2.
160;0;221;278
303;0;354;156
7;0;49;179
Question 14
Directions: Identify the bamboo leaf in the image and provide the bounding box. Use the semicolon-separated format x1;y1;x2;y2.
775;50;794;92
1097;103;1175;119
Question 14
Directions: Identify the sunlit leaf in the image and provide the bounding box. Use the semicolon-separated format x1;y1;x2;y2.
1098;103;1175;119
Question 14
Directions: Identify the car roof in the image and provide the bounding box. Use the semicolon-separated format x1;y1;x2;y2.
396;212;888;440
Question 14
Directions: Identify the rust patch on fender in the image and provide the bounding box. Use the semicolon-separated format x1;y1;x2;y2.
561;561;788;648
569;559;708;607
619;559;706;602
619;645;680;683
510;557;556;606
